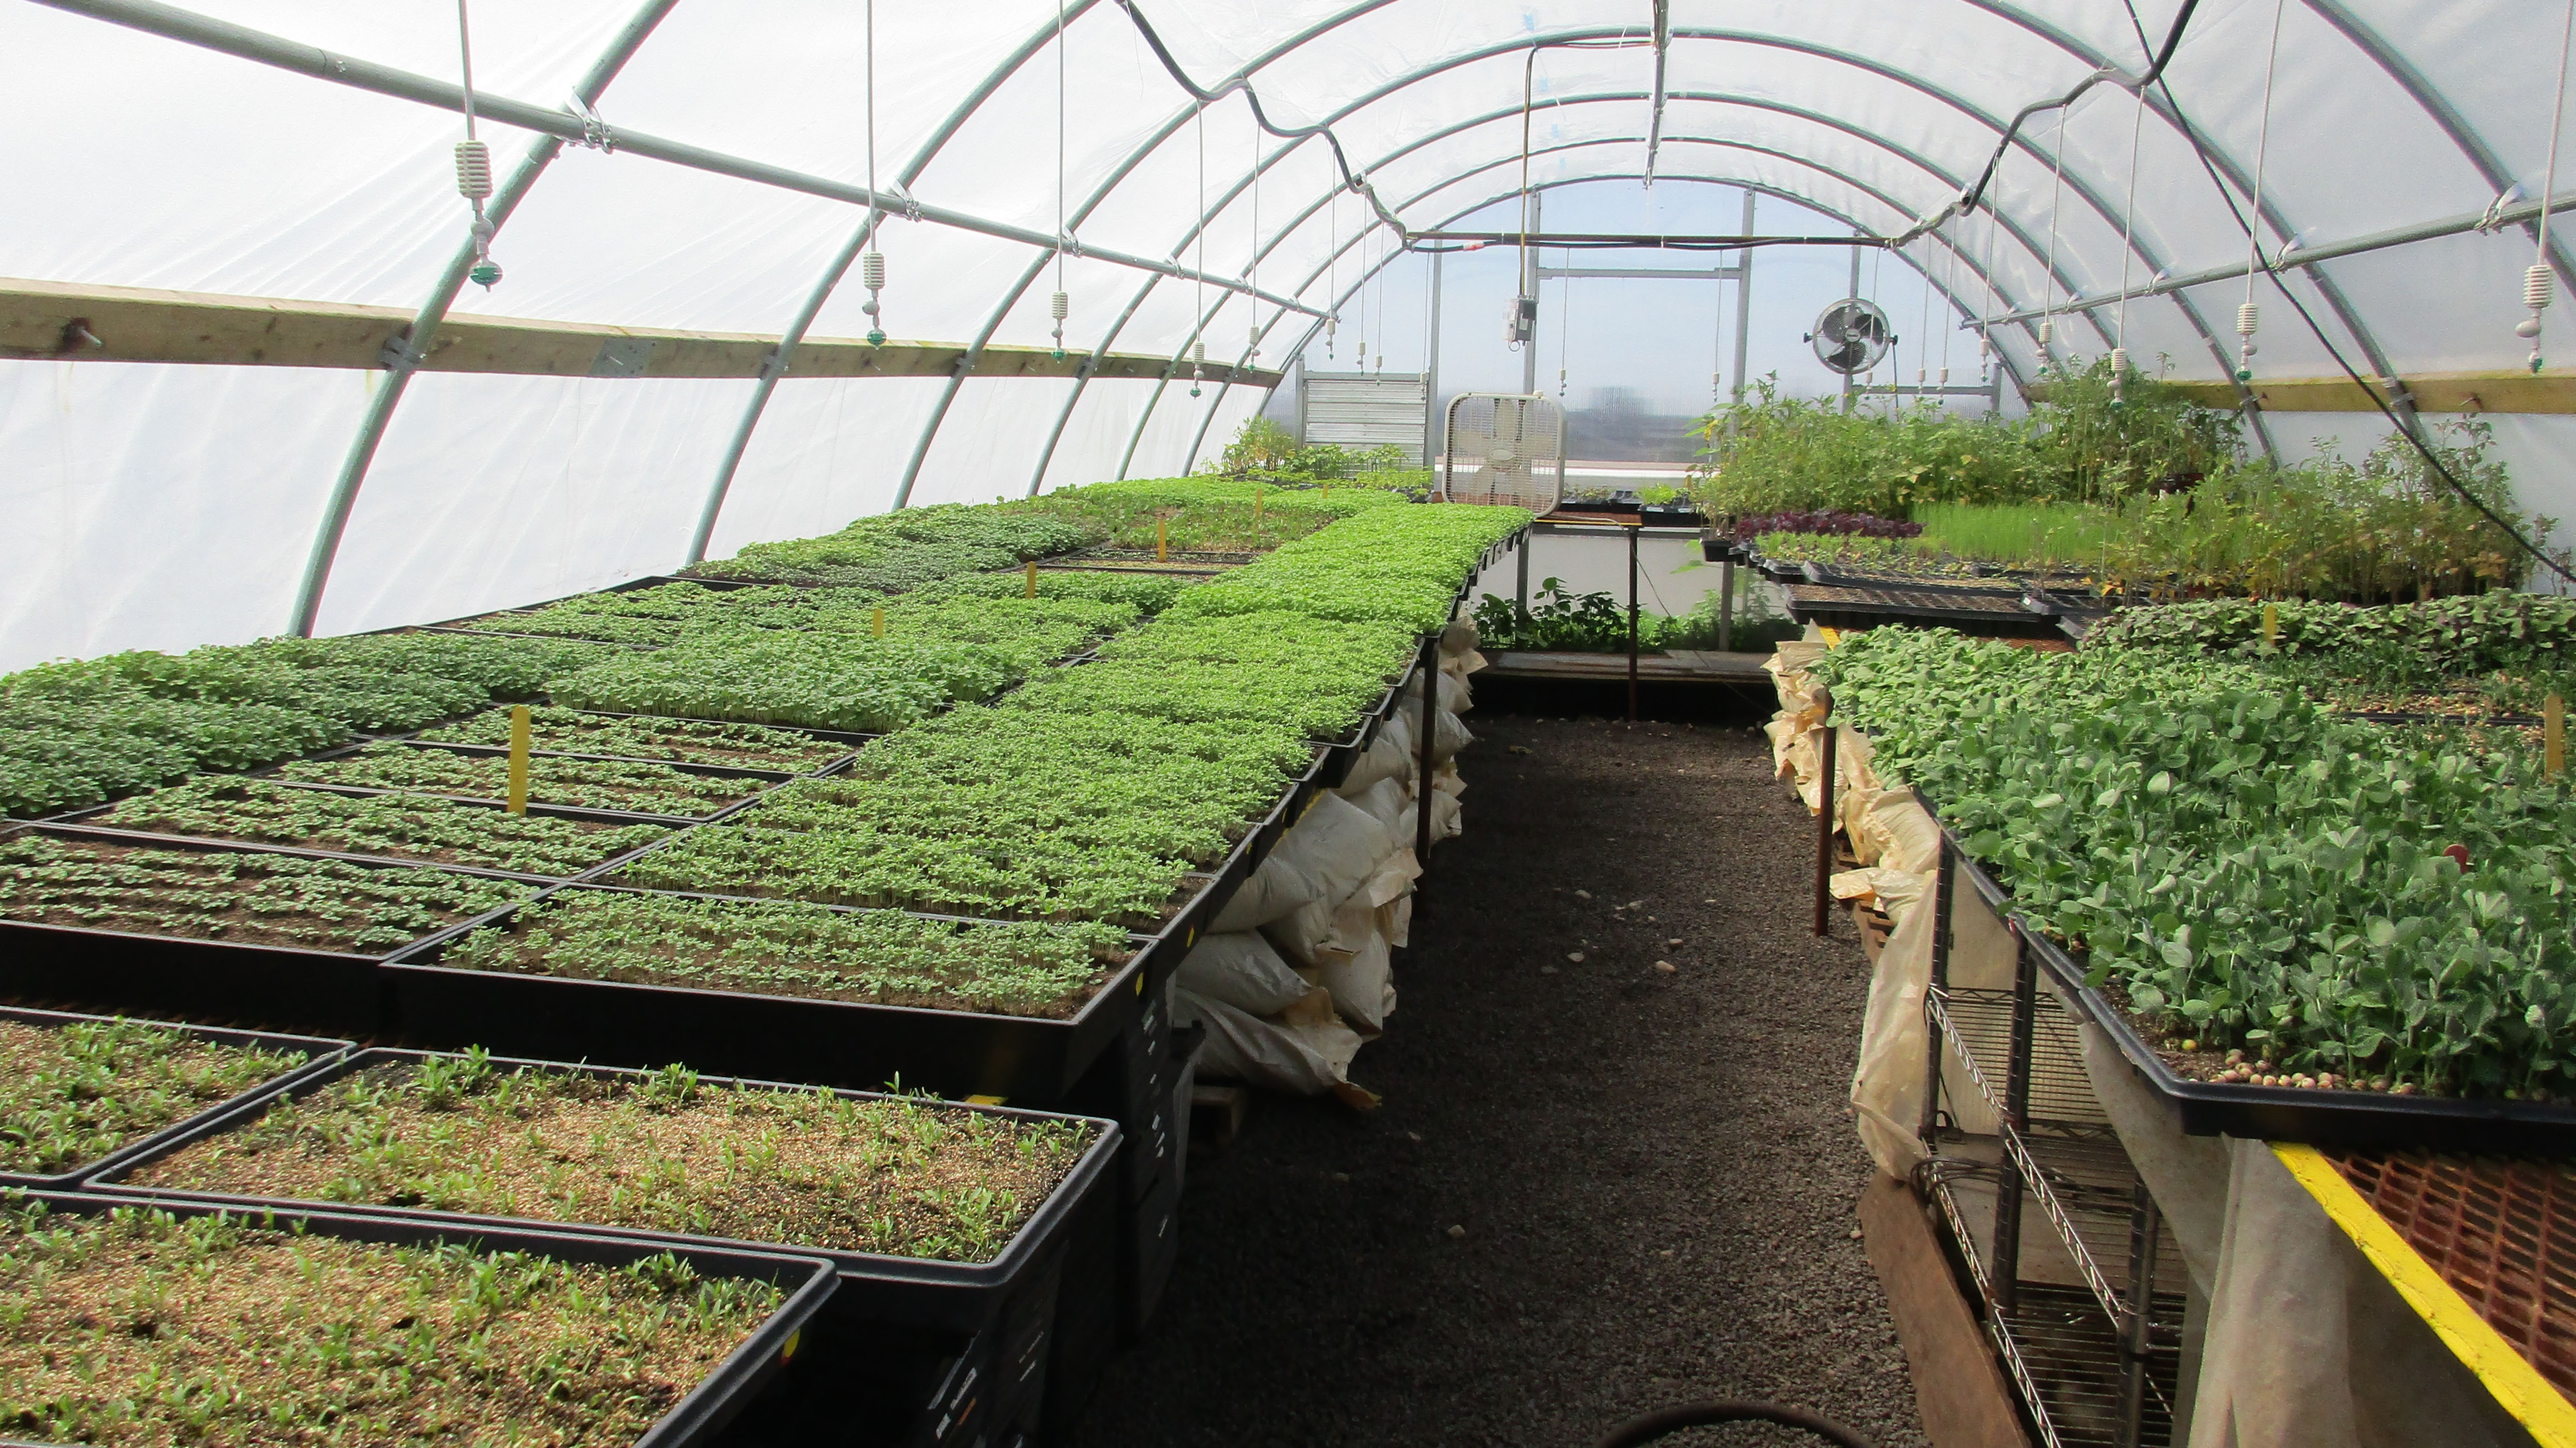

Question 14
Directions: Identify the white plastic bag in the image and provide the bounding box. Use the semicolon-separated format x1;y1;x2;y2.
1208;845;1324;932
1317;901;1396;1034
1172;988;1363;1097
1172;931;1311;1016
1338;711;1412;795
1255;793;1399;963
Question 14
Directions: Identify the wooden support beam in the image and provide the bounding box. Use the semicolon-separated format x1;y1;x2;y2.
2153;369;2576;415
1859;1174;2036;1448
0;277;1283;387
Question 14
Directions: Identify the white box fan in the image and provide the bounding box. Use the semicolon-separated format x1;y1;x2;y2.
1439;393;1564;511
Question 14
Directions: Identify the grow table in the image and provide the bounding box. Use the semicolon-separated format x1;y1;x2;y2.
92;1048;1120;1446
1921;807;2576;1155
0;1188;838;1448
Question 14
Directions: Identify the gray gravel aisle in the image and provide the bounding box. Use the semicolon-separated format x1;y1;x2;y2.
1070;715;1928;1448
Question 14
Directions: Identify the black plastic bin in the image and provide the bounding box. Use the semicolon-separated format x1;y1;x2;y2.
0;1188;836;1448
0;1005;350;1188
90;1048;1121;1339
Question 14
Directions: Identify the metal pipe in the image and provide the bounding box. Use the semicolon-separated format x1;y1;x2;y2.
1415;636;1439;867
288;0;679;637
1992;928;2039;1320
1729;189;1756;408
34;0;1318;318
1625;521;1640;723
1978;189;2576;327
1521;193;1542;398
1814;710;1837;937
1116;62;2115;479
1424;246;1444;472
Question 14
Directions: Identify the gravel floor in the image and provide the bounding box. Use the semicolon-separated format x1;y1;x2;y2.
1071;714;1928;1448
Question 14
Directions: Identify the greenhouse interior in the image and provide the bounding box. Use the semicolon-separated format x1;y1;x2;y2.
12;1;2576;1445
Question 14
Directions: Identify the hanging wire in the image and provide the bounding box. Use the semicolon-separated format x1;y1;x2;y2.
1373;231;1390;374
1938;240;1956;388
1247;115;1262;362
1978;199;1999;385
1875;242;1896;396
1190;107;1205;397
1557;248;1572;398
1325;188;1339;359
2524;0;2576;371
1356;229;1371;373
2111;91;2147;405
452;0;501;289
2232;0;2287;381
2040;109;2067;355
1049;0;1069;360
2130;0;2576;587
860;0;886;346
1917;239;1935;388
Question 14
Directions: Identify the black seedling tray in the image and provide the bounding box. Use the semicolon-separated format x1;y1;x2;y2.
3;1187;835;1448
372;768;1278;1101
381;888;1166;1101
25;818;627;887
0;835;534;1036
1930;811;2576;1153
0;1005;350;1188
91;1047;1119;1337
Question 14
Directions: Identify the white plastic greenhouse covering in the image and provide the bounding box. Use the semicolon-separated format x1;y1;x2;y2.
7;0;2576;671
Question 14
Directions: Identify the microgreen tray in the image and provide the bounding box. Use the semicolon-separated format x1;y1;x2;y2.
373;776;1285;1103
0;834;535;1035
1;1187;836;1448
1928;803;2576;1153
0;1005;351;1189
89;1047;1119;1338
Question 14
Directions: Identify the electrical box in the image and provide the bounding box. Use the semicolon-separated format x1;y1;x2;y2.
1505;295;1537;345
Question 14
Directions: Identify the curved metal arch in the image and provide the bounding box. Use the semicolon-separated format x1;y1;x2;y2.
1186;170;2030;477
1351;92;2108;346
1165;160;2033;485
289;0;680;636
981;13;2156;500
1938;2;2401;413
2298;0;2576;299
684;0;1105;560
1118;25;2244;410
1116;107;2107;482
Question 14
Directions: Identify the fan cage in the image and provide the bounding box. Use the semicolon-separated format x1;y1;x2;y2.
1439;394;1566;513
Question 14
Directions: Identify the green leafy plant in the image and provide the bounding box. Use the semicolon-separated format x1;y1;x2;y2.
137;1054;1098;1263
1;633;613;819
685;503;1094;589
442;890;1127;1016
0;835;528;953
0;1018;312;1175
0;1199;784;1447
1815;626;2576;1097
418;707;849;771
1164;502;1530;632
98;778;667;876
276;744;756;817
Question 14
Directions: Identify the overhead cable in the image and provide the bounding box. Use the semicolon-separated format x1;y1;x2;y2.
1890;0;2201;249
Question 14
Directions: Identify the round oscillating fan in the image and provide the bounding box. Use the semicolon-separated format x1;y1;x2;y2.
1806;298;1894;375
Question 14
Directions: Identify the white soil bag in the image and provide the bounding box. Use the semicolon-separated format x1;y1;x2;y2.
1261;793;1400;965
1171;931;1311;1017
1171;987;1363;1098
